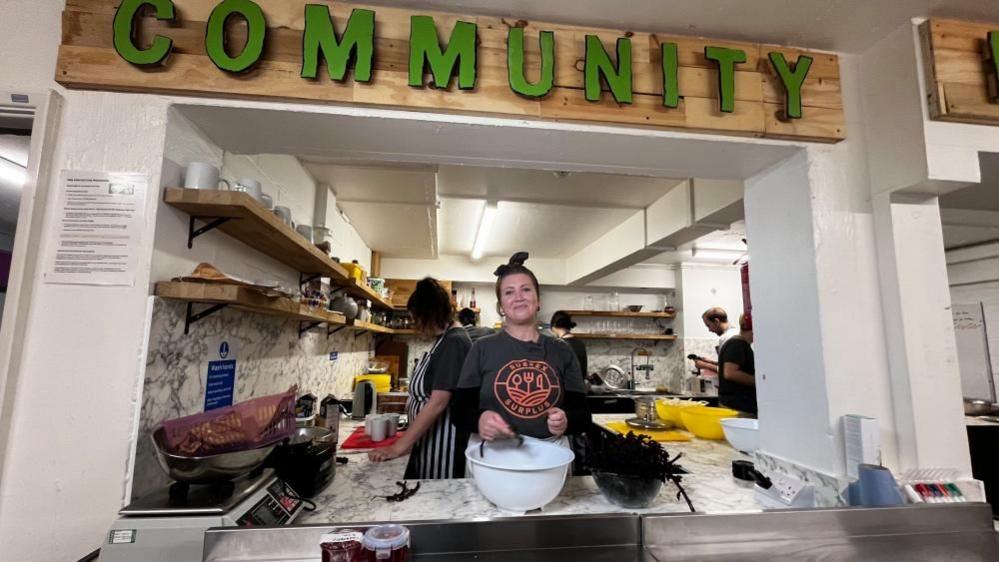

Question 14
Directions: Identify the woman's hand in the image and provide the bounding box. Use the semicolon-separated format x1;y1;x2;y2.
478;410;514;440
547;407;568;437
368;442;408;462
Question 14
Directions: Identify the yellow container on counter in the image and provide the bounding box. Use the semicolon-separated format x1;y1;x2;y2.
655;398;708;425
354;374;391;394
679;406;740;440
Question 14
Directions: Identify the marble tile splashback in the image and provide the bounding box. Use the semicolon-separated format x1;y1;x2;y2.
133;298;372;499
754;450;849;508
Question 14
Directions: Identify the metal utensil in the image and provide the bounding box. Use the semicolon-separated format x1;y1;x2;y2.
151;427;276;484
478;433;524;459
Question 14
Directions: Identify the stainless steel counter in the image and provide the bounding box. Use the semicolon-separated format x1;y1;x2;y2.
203;503;999;561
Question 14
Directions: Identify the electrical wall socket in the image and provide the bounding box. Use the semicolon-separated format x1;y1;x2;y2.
755;472;816;509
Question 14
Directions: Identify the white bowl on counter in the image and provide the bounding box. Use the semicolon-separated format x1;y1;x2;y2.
720;418;759;453
465;437;574;512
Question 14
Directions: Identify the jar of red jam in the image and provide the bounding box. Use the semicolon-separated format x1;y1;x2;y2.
361;524;411;561
320;529;364;562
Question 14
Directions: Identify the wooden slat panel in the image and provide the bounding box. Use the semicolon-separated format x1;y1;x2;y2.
763;103;847;142
923;18;999;126
57;1;845;142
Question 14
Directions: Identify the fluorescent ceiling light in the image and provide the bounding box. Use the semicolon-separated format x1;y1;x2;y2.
0;157;26;186
471;201;498;261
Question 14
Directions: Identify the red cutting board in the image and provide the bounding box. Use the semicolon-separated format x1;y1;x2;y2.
340;426;406;449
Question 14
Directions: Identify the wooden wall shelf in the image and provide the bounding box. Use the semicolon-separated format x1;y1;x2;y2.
155;282;347;333
574;333;678;341
563;310;676;319
164;188;394;311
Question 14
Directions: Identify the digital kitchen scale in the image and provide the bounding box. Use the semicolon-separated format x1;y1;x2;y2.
101;469;304;562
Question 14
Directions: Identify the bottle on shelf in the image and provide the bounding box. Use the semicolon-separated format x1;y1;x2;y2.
470;288;477;310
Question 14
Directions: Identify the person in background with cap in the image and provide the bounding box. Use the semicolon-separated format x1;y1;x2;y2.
550;310;587;380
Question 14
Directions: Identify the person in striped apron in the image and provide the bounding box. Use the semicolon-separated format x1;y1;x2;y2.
369;278;472;479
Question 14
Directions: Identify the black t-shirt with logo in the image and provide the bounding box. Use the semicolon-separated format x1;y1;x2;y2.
457;331;586;438
717;336;757;415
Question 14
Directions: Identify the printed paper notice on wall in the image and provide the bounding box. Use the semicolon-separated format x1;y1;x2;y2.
204;338;238;411
43;170;148;286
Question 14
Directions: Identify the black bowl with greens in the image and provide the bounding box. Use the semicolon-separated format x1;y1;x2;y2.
585;429;695;512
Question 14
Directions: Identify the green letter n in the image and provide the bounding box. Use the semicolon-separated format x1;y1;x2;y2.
584;35;633;104
113;0;176;66
409;15;478;90
302;6;374;82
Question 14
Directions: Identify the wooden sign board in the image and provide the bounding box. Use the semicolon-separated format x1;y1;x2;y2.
921;18;999;125
56;0;845;142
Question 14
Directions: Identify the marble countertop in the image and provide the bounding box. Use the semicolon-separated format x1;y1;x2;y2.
297;414;759;525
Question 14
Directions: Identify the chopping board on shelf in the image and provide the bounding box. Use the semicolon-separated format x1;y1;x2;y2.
375;341;408;388
603;421;693;442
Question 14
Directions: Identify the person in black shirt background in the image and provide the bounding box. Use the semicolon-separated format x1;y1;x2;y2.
550;310;587;378
716;314;757;415
457;307;495;342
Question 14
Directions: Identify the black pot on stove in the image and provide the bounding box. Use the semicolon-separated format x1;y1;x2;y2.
265;427;336;498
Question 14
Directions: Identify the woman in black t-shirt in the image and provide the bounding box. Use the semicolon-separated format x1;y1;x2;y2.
369;278;471;478
454;253;591;442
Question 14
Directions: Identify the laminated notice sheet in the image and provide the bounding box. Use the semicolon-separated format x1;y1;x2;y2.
43;171;148;286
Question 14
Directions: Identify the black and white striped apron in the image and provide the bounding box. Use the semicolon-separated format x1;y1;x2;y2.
404;329;458;479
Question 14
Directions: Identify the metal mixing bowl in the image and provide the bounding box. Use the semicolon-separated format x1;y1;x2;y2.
151;427;277;484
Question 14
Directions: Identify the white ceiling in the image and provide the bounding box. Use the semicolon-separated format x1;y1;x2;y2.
643;221;748;265
362;0;996;53
301;161;687;259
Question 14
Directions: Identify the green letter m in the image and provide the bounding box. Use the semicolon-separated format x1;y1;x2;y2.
302;6;375;82
409;15;478;90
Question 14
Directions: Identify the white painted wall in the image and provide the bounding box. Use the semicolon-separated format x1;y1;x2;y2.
948;241;999;399
677;265;744;339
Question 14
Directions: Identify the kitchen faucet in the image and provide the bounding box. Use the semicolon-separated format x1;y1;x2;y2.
630;347;653;389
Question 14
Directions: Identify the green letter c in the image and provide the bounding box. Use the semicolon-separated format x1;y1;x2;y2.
113;0;176;66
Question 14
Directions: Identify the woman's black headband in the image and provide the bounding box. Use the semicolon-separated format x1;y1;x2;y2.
494;251;529;277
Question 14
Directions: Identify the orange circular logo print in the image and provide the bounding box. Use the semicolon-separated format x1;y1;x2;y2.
494;360;561;419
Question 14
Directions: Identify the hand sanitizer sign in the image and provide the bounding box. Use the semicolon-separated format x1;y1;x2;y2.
205;338;238;411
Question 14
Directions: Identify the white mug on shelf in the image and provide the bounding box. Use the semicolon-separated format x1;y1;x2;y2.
296;224;313;243
183;162;229;190
273;206;292;226
232;178;263;201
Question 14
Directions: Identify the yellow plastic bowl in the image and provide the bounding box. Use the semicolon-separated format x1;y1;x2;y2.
680;406;741;440
655;399;706;424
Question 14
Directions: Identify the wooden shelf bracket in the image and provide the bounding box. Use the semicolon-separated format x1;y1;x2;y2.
184;302;228;335
187;216;233;249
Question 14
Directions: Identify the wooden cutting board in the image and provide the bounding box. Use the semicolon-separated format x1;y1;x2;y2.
603;421;693;442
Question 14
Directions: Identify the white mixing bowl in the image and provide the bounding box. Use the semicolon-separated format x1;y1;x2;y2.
720;418;759;453
465;437;575;512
